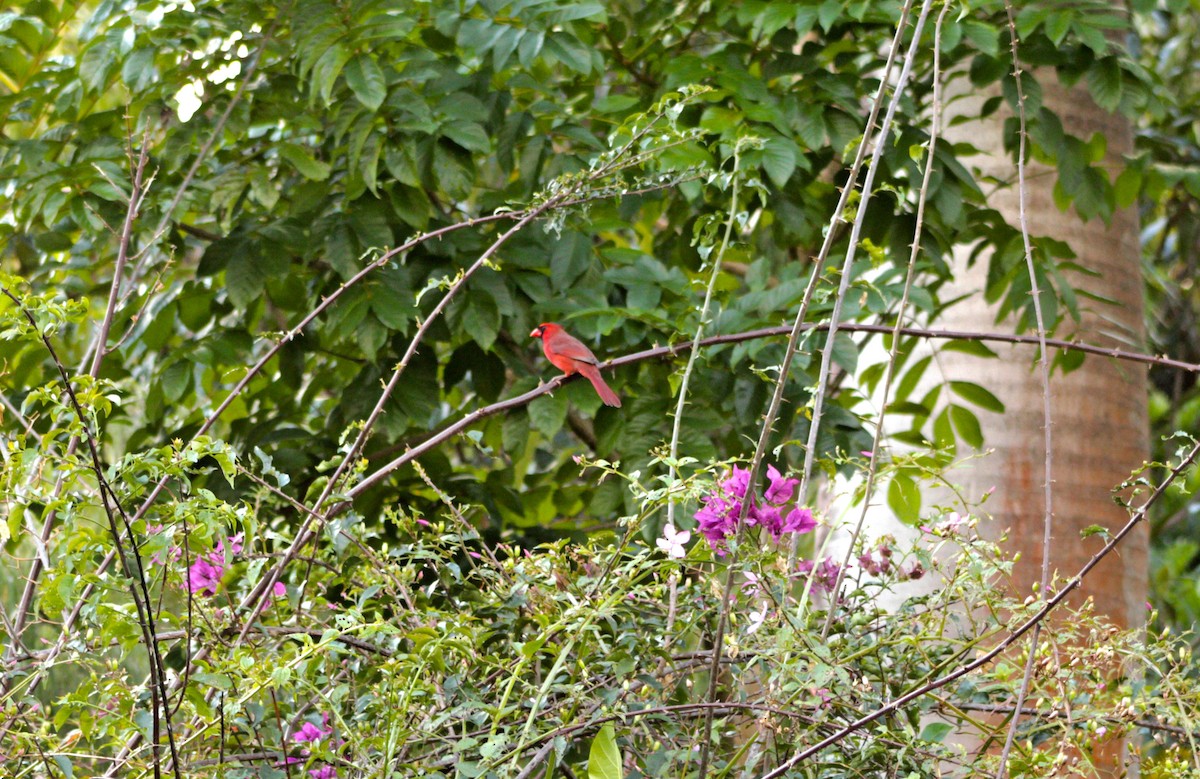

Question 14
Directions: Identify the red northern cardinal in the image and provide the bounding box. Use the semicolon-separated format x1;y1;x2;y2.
530;322;622;408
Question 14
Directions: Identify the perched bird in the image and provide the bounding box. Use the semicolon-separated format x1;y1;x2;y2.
530;322;622;407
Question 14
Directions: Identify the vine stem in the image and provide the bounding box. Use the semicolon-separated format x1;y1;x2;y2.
695;3;918;775
757;436;1200;778
0;287;183;779
7;122;153;653
995;4;1058;774
334;320;1200;512
665;144;745;530
660;144;746;650
819;0;944;640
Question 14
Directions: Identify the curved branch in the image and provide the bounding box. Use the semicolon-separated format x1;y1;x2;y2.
757;437;1200;778
336;320;1200;508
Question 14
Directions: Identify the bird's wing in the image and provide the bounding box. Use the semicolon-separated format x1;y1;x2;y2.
546;331;599;365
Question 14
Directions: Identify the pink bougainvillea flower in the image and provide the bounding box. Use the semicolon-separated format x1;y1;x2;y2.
797;556;842;595
694;464;816;552
783;506;816;535
695;491;736;550
292;720;332;744
214;532;244;557
720;466;752;500
187;555;223;596
281;717;338;778
184;533;246;597
764;465;798;504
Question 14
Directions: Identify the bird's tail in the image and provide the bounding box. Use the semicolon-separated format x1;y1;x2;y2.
581;365;622;408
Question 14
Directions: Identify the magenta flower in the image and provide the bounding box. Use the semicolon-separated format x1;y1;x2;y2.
282;716;338;778
184;533;245;597
783;507;815;534
749;504;784;539
695;491;737;550
293;720;332;744
693;464;816;552
720;466;752;500
765;465;798;504
188;555;223;596
215;532;244;556
797;556;842;595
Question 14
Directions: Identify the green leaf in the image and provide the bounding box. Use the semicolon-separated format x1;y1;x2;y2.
161;361;191;403
1086;57;1122;113
551;231;592;292
830;331;858;374
920;721;954;743
949;404;983;449
817;0;842;32
762;135;797;188
528;391;569;437
949;381;1004;413
52;756;74;779
588;723;623;779
345;53;387;110
594;93;639;113
550;3;606;23
442;120;491;153
932;406;955;455
1113;166;1141;209
544;34;593;74
1052;346;1086;374
79;30;119;92
311;42;352;105
894;355;931;402
226;253;265;309
462;294;500;351
887;473;921;525
433;143;474;201
193;672;233;690
279;143;331;181
939;340;998;359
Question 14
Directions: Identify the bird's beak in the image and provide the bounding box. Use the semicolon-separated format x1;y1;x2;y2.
530;326;543;338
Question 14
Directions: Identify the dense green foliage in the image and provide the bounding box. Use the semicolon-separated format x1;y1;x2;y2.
1138;3;1200;633
2;0;1200;777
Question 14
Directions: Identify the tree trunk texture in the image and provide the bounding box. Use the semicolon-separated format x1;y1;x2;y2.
938;69;1149;776
942;72;1148;631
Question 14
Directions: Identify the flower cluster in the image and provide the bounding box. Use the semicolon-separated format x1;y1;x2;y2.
796;556;842;594
187;533;243;596
152;530;287;602
694;465;816;552
857;540;895;576
858;538;925;581
284;713;339;778
920;510;971;537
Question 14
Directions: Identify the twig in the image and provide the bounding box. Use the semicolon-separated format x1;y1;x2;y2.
756;437;1200;778
697;4;922;774
0;286;183;779
335;320;1200;511
995;5;1057;773
819;0;941;638
8;121;152;654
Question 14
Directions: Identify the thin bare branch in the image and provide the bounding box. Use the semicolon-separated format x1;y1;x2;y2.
757;437;1200;778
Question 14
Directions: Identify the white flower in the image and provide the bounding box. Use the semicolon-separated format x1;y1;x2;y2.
747;605;769;634
656;523;691;559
